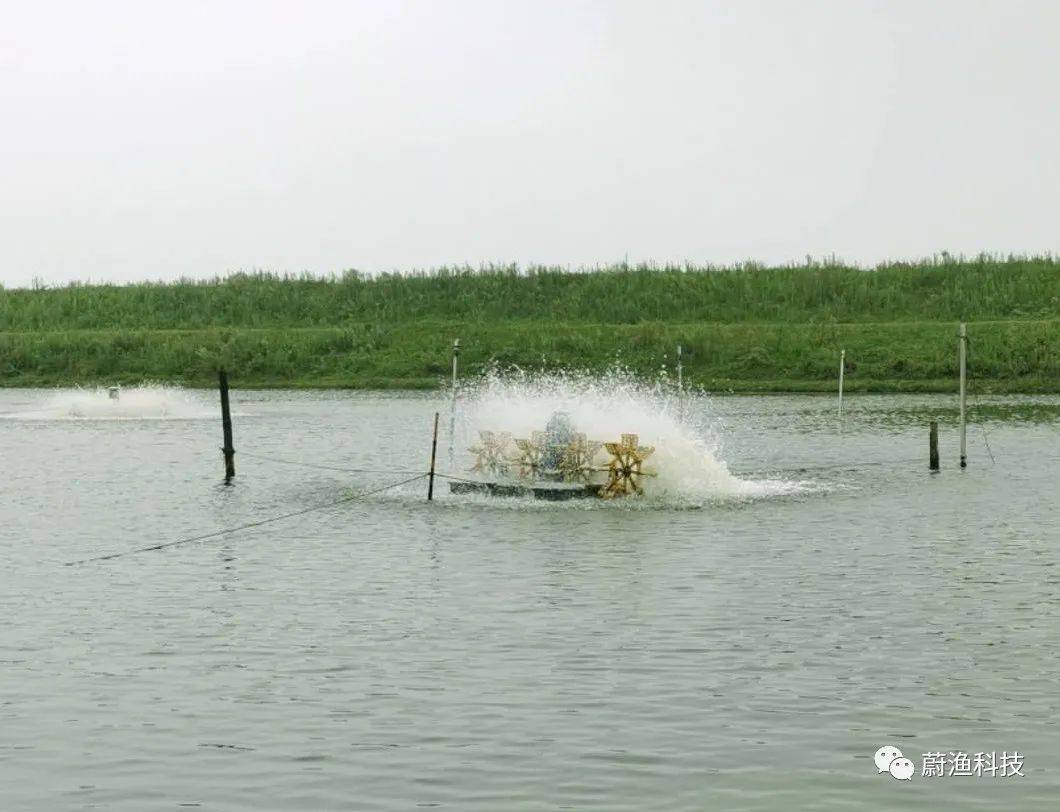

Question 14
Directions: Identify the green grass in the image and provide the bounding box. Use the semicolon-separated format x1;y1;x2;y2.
3;255;1058;329
2;256;1057;391
2;318;1057;393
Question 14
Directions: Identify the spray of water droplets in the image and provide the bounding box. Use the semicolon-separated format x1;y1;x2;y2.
455;365;808;505
5;384;214;421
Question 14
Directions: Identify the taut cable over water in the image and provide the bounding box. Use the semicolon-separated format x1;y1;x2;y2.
238;450;427;476
63;474;427;566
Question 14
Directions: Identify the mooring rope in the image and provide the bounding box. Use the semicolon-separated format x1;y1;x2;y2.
433;472;485;485
964;337;998;465
730;457;924;476
64;473;428;566
972;395;997;464
238;450;427;476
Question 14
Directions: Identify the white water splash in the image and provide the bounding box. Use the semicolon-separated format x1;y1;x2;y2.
6;384;214;421
458;367;806;503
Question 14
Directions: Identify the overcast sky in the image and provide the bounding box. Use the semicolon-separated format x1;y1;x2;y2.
1;0;1057;288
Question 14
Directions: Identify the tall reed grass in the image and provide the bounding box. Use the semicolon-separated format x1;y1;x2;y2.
2;255;1057;331
2;319;1056;392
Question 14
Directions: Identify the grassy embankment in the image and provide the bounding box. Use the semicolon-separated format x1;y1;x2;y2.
1;256;1057;392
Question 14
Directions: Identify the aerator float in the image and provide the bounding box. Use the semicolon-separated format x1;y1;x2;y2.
450;412;656;500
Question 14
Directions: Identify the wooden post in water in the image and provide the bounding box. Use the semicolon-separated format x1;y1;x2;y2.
838;349;846;418
929;420;939;472
218;369;236;484
448;339;460;470
958;322;967;468
428;411;440;501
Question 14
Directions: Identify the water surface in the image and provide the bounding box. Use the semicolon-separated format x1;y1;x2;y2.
2;389;1058;810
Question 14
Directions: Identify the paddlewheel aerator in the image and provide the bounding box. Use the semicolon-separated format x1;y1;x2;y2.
457;412;655;500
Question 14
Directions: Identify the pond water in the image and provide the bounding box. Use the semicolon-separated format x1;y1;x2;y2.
1;386;1058;810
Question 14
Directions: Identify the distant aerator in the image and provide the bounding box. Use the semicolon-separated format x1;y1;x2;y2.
451;412;655;500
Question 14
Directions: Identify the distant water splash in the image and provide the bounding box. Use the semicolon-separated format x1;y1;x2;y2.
456;366;811;504
4;384;214;421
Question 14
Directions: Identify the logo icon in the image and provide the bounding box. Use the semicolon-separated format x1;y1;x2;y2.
889;757;915;780
874;745;914;780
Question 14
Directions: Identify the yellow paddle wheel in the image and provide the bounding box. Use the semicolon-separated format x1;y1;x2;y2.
460;414;655;500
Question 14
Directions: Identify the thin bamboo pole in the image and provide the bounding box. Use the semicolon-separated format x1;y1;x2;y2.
448;339;459;469
959;323;967;468
838;349;845;418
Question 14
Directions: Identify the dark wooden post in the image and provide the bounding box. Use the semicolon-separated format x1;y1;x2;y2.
929;420;939;472
219;369;236;484
427;411;439;500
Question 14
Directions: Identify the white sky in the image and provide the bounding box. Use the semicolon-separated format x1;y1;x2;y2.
1;0;1057;288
